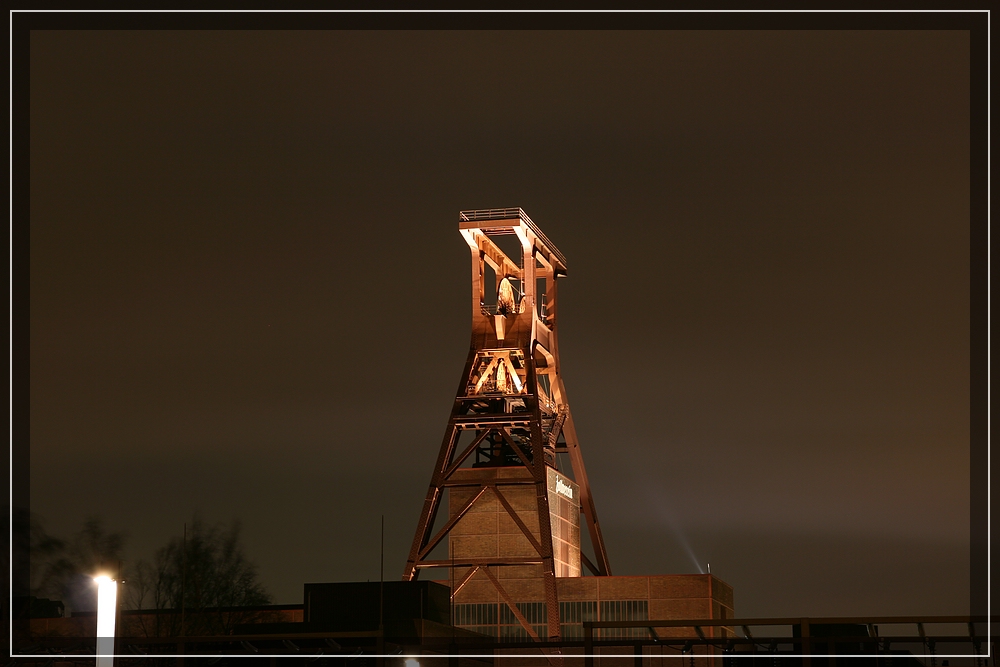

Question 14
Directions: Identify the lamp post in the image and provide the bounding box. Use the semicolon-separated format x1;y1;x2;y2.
94;576;118;667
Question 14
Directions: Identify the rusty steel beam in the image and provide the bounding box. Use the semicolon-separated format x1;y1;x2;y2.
581;552;600;577
403;350;480;581
451;565;481;598
497;429;534;471
440;478;536;488
481;566;541;642
413;557;544;568
417;486;490;560
491;484;544;556
561;409;611;576
442;429;493;479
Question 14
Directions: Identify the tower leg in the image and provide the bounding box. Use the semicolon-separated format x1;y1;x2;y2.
561;408;611;576
527;362;562;639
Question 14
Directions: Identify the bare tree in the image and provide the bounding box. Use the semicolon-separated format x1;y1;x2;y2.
28;515;127;613
27;513;69;600
125;517;273;637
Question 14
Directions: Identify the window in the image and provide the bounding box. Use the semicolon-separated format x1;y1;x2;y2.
560;601;597;638
599;600;650;639
453;603;498;638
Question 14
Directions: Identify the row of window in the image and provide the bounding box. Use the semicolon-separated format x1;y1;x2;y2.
454;600;651;639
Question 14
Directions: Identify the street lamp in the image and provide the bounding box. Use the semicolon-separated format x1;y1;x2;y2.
94;576;117;667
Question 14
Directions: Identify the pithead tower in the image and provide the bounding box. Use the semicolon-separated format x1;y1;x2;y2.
404;208;610;640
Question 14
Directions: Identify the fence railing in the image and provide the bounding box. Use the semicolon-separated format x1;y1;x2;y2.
460;208;526;222
582;615;991;666
460;207;568;270
13;614;992;662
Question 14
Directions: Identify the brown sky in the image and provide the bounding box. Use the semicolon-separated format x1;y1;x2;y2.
24;26;976;615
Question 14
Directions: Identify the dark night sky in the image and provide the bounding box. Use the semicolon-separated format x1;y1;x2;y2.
28;28;972;616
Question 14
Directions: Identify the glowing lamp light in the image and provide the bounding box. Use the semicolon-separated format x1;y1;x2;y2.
94;576;118;667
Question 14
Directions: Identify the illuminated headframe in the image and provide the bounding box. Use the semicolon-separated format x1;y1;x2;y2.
459;208;568;422
460;207;566;343
404;208;610;641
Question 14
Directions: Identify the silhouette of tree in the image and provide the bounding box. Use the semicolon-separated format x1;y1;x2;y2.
28;515;127;613
125;517;273;637
27;512;68;599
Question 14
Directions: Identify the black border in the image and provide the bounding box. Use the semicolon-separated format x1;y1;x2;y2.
9;10;989;642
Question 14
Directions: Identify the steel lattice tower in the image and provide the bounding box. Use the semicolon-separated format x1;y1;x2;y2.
403;208;610;640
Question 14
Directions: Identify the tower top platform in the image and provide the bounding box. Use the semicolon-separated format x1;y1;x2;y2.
459;208;568;273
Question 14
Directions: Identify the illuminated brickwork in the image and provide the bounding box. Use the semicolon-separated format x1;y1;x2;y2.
453;575;734;640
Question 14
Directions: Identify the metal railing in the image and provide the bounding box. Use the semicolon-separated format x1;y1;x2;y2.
460;207;568;270
460;208;527;222
582;615;992;666
14;614;990;663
